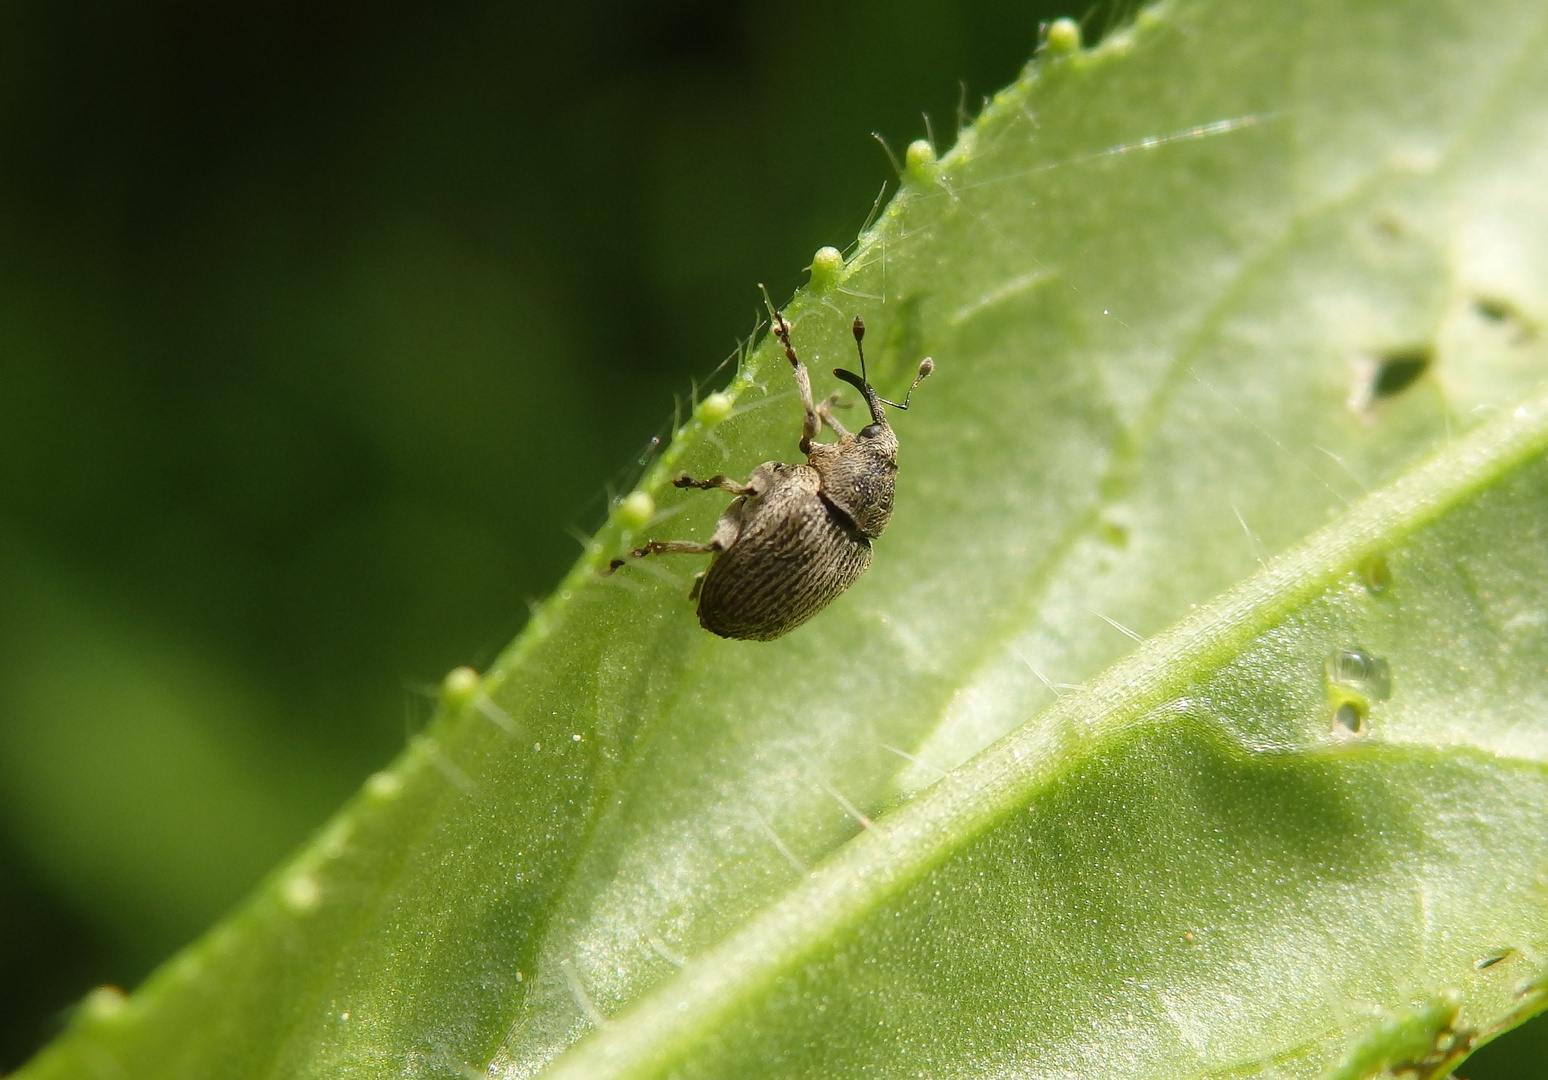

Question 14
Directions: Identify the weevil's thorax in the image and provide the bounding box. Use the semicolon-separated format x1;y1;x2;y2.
806;420;899;538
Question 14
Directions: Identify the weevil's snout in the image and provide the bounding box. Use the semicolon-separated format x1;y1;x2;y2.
833;366;887;425
833;367;863;388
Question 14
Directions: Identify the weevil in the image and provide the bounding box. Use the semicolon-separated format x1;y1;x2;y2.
609;307;933;641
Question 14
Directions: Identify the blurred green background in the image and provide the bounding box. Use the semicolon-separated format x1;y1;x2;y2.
0;0;1543;1074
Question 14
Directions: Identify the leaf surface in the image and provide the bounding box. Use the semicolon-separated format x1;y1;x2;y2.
20;0;1548;1077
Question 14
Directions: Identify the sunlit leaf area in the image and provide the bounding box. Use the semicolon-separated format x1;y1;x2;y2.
4;0;1548;1077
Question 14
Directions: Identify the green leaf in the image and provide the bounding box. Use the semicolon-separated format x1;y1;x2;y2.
20;0;1548;1077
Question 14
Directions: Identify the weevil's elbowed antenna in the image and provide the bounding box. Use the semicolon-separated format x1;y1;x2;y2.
832;315;934;422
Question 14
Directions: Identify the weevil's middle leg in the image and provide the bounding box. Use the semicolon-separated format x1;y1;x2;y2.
673;474;754;495
630;539;717;558
817;392;852;438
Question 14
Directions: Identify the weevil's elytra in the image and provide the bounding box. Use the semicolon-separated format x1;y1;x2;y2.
611;305;934;641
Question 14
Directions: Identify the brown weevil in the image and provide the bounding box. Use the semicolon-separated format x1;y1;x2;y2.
610;306;933;641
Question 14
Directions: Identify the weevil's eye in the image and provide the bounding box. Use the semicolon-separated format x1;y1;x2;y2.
860;423;884;439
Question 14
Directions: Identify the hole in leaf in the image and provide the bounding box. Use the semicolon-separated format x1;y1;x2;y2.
1477;949;1515;970
1475;297;1514;323
1361;554;1391;594
1332;699;1365;733
1348;346;1433;420
1370;346;1432;399
1471;295;1536;344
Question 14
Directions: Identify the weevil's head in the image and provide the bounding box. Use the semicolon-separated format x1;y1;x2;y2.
817;324;935;539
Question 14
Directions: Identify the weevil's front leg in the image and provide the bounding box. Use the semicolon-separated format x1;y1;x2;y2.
770;309;820;454
816;392;852;438
673;474;754;495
